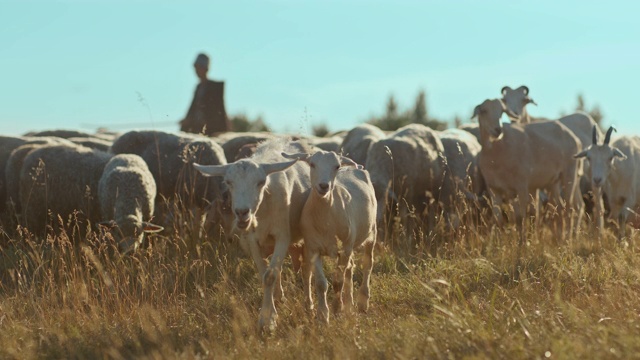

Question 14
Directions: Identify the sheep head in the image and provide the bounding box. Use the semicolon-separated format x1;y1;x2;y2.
472;99;518;141
574;126;626;188
500;85;537;121
193;159;298;231
283;151;360;197
99;215;163;254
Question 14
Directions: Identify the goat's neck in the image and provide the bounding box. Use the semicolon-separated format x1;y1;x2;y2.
479;125;499;150
308;189;334;208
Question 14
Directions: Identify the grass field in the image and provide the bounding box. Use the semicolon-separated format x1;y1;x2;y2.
1;212;640;359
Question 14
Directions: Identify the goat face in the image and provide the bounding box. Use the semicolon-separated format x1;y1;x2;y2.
474;99;513;140
501;85;536;119
193;159;297;231
224;161;266;229
284;150;360;198
308;152;340;197
100;214;163;254
575;145;626;188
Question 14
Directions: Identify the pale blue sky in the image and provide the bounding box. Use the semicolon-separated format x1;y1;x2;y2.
1;0;639;137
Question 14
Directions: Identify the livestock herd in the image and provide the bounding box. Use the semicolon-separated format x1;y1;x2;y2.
1;85;639;330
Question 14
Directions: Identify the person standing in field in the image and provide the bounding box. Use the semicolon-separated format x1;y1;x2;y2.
179;53;231;136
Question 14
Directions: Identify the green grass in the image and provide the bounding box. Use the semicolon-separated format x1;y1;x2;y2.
1;214;640;359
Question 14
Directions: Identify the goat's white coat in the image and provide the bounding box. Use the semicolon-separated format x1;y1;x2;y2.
193;139;311;331
473;99;583;242
284;150;376;323
501;85;602;205
575;128;640;239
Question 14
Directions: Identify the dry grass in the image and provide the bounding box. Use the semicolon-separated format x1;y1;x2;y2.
2;205;640;360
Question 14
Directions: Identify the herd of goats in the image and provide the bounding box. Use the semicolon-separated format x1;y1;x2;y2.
0;85;638;329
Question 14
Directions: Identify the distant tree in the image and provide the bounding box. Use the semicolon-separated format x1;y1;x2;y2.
368;90;448;131
412;90;428;124
575;94;604;127
229;114;270;132
386;95;399;119
312;123;330;137
453;115;463;129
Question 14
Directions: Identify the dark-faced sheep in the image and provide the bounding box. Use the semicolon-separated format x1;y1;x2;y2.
19;144;162;252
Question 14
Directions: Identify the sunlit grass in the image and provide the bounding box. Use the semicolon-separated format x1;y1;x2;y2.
1;199;640;359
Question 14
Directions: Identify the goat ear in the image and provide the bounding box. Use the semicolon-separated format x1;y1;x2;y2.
142;222;164;234
574;149;589;158
281;152;309;162
262;159;298;175
340;156;359;168
527;97;537;106
471;105;481;119
613;148;627;160
193;163;230;177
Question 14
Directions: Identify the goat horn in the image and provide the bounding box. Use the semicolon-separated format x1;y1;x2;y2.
604;126;616;145
501;86;510;96
521;85;529;95
592;126;598;145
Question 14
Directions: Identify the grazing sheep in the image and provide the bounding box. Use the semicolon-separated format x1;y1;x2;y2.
340;123;386;166
193;138;311;331
109;130;227;213
472;99;583;243
2;136;74;217
438;128;483;228
0;136;30;216
365;123;445;238
19;144;162;252
98;154;163;253
574;126;640;240
283;150;376;323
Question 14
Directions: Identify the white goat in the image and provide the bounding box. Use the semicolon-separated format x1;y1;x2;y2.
193;139;310;332
574;126;640;240
472;99;583;243
283;150;376;323
501;85;603;215
500;86;602;144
